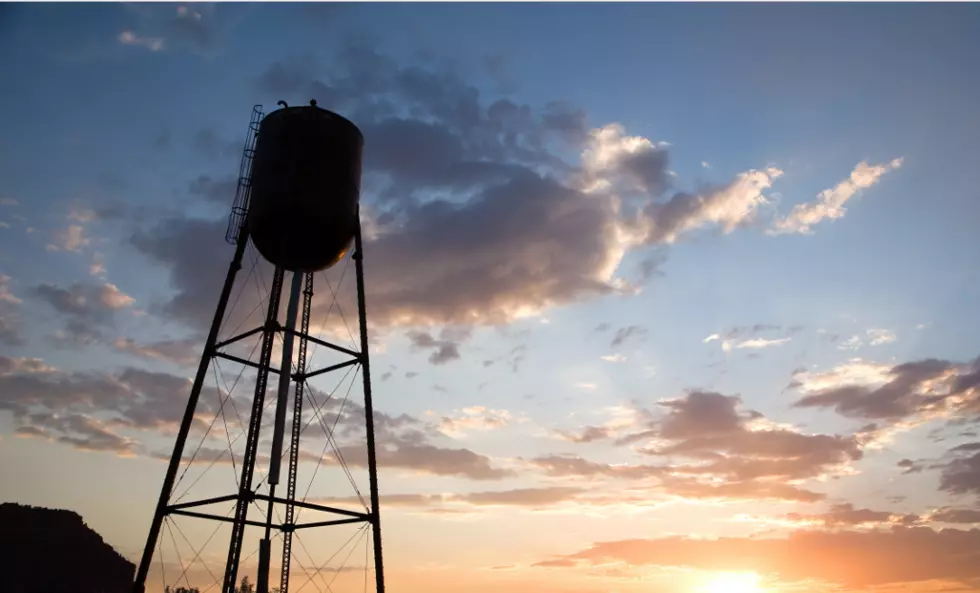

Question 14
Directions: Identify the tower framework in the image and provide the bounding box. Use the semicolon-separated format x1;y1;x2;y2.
132;105;385;593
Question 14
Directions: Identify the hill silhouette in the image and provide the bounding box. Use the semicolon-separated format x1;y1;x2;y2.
0;502;135;593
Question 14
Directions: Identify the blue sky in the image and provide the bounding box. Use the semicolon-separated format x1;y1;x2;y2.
2;4;980;593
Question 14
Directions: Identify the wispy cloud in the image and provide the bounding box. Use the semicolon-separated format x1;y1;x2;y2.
435;406;511;438
723;337;791;352
704;324;796;352
46;225;89;252
770;158;903;235
838;328;898;350
0;275;22;305
118;31;165;52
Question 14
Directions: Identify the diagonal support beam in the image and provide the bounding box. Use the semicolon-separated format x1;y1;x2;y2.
214;326;265;351
215;351;282;374
298;358;359;381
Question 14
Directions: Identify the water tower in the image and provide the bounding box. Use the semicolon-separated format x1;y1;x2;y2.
132;101;385;593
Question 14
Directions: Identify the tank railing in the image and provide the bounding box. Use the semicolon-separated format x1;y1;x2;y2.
225;104;264;244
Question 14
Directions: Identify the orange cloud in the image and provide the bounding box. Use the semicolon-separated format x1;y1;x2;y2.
535;527;980;589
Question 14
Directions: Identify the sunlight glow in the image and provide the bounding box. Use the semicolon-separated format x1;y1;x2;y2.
696;572;763;593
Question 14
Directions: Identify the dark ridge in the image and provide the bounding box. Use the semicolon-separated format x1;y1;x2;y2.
0;502;135;593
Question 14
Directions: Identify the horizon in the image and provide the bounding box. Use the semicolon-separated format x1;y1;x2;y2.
2;3;980;593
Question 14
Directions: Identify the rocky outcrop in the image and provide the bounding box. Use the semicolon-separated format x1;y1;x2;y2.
0;502;135;593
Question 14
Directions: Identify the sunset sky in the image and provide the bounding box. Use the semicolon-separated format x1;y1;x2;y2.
2;3;980;593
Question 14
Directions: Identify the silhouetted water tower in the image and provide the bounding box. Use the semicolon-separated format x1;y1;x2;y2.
133;101;385;593
248;101;363;273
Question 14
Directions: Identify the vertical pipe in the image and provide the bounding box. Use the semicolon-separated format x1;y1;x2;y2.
258;271;301;593
353;216;386;593
268;271;304;486
132;231;249;593
257;539;271;593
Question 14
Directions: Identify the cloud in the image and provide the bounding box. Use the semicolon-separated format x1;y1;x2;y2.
0;274;23;312
46;224;89;252
118;31;165;52
867;328;897;346
529;455;664;481
655;391;745;439
927;507;980;524
320;487;586;511
721;337;791;352
223;45;783;328
554;426;612;444
607;391;861;501
128;44;805;339
770;158;904;235
134;173;643;332
0;356;222;454
31;282;135;347
33;282;133;316
534;526;980;588
539;386;862;503
0;313;24;347
897;458;925;474
783;503;919;528
407;328;471;365
436;406;511;438
357;172;642;326
656;478;824;503
938;442;980;498
265;385;517;481
131;217;257;334
705;324;797;352
792;355;978;422
89;254;107;279
836;328;898;350
0;355;513;481
736;337;791;349
101;284;135;308
16;414;140;455
578;124;671;196
188;175;238;204
117;4;221;55
335;442;513;481
534;454;824;503
610;325;646;347
191;131;241;162
640;167;783;245
114;337;201;367
790;359;893;393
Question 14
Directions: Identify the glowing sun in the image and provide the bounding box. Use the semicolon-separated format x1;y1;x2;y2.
697;572;763;593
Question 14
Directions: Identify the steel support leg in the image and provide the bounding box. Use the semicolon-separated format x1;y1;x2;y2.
132;231;250;593
354;215;386;593
222;266;286;593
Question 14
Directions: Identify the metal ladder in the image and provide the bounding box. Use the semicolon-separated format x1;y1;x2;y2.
225;105;264;244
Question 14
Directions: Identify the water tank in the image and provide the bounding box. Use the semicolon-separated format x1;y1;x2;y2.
247;102;364;272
